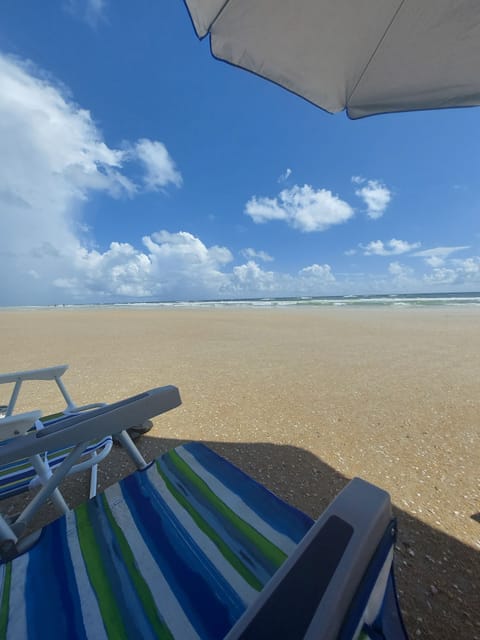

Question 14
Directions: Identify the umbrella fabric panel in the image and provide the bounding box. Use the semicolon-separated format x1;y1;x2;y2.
349;0;480;118
185;0;480;118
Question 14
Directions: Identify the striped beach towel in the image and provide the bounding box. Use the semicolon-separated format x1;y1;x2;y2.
0;442;313;639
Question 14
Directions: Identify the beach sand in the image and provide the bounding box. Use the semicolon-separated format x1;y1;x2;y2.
0;306;479;639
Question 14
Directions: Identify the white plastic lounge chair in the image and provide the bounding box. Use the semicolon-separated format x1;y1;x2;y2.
0;385;408;639
0;365;113;503
0;412;113;511
0;364;151;505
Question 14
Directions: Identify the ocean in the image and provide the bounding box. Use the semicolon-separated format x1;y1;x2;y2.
86;291;480;309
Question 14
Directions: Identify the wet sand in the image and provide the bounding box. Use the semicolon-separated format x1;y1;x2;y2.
0;306;479;638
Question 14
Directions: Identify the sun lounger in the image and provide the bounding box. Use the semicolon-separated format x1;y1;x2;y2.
0;365;156;505
0;386;181;542
0;412;113;512
0;385;407;639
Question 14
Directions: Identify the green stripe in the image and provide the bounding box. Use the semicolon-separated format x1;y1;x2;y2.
102;495;173;640
161;449;287;578
0;460;33;477
0;563;12;638
157;463;263;591
76;503;129;640
41;412;65;422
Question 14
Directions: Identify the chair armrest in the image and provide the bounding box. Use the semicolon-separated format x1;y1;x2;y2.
0;386;181;465
65;402;107;413
0;411;42;441
226;478;392;640
0;365;68;385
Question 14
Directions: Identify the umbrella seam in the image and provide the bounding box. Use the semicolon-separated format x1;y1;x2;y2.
347;0;408;106
207;0;233;33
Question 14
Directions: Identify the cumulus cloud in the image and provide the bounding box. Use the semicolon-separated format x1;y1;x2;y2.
362;238;421;256
241;248;274;262
229;261;336;297
0;53;181;304
55;231;233;300
245;184;354;232
299;264;335;282
231;261;277;293
133;139;182;191
413;245;470;267
52;233;338;301
353;177;392;219
424;257;480;286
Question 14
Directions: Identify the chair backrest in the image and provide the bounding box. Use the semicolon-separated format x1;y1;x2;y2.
225;477;404;640
0;365;73;416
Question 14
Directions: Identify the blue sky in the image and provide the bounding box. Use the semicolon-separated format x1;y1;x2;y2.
0;0;479;305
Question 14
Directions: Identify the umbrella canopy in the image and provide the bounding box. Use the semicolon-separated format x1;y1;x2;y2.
184;0;480;119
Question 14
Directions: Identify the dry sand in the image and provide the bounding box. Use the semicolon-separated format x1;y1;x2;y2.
0;305;479;639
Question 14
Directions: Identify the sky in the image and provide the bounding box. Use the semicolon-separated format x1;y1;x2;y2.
0;1;479;305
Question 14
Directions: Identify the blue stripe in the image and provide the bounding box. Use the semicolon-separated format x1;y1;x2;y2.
82;497;157;639
159;455;275;584
121;469;245;640
25;518;86;639
0;437;111;499
182;443;313;542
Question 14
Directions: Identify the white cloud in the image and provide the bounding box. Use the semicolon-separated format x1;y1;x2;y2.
241;248;274;262
388;261;413;278
354;179;392;219
231;261;277;293
245;184;354;232
133;139;182;191
56;231;233;300
344;249;357;256
51;231;340;301
362;238;421;256
0;53;181;304
229;261;336;297
424;257;480;286
299;264;335;282
413;245;470;267
277;168;292;183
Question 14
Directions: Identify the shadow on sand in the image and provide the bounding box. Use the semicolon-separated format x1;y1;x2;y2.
132;436;480;640
3;435;479;640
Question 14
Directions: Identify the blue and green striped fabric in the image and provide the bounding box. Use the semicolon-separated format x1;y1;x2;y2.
0;413;111;499
0;437;112;499
0;443;313;639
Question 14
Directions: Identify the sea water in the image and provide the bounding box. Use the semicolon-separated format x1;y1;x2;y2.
41;291;480;309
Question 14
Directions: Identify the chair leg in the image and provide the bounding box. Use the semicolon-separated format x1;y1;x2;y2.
0;514;18;551
12;443;89;537
88;451;98;499
114;430;148;469
30;454;70;514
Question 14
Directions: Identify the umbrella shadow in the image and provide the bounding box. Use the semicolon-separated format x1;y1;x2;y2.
126;435;480;640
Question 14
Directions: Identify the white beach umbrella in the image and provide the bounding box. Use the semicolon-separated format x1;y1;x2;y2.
184;0;480;119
